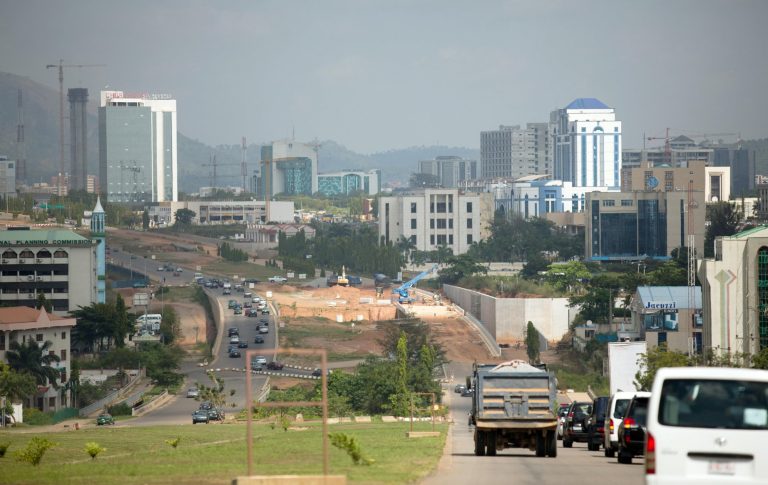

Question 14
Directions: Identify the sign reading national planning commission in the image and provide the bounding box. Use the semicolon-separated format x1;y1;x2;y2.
0;239;94;246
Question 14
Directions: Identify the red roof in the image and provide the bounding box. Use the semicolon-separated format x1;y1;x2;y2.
0;306;70;325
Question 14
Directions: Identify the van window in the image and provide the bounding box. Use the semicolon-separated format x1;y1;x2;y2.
659;379;768;429
613;399;631;418
627;397;649;426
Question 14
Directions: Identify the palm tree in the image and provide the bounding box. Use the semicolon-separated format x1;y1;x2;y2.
6;339;62;389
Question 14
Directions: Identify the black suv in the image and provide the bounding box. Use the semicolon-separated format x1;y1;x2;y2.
616;395;649;464
563;401;593;448
586;396;609;451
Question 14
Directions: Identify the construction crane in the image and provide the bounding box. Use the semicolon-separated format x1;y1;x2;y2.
392;264;438;303
45;60;105;195
201;155;242;189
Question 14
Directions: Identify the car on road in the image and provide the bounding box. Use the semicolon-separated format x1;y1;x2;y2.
604;391;638;457
645;367;768;483
258;325;269;334
228;327;239;336
96;413;115;425
269;276;287;283
267;361;284;370
556;404;569;440
460;386;474;397
199;401;213;410
261;307;270;314
233;307;242;315
228;349;241;358
259;318;269;324
243;301;252;308
454;384;466;394
192;410;209;424
223;288;232;295
254;335;264;344
253;355;267;365
246;309;258;317
237;341;248;348
563;401;593;448
229;335;240;344
227;300;238;309
244;291;253;298
587;396;610;451
186;387;199;398
616;393;650;464
207;408;224;421
251;361;264;371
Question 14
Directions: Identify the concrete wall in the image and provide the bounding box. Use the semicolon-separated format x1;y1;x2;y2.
443;284;573;344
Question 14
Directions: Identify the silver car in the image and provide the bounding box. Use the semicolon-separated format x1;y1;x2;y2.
186;387;199;398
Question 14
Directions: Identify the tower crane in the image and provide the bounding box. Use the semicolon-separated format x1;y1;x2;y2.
45;60;105;195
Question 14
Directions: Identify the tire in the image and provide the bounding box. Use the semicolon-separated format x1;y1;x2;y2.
486;430;497;456
546;430;557;458
604;446;615;458
563;438;573;448
535;432;546;457
588;442;597;451
618;449;632;464
474;430;486;456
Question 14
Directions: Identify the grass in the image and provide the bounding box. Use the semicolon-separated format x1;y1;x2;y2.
0;421;446;484
550;364;609;395
202;260;285;281
159;286;198;302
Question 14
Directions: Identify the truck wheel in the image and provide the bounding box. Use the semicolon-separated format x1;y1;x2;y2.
587;442;597;451
604;446;615;458
617;449;632;464
486;430;497;456
546;430;557;458
563;438;573;448
535;432;546;457
474;430;486;456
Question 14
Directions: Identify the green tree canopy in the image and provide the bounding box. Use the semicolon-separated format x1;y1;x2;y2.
704;202;741;257
438;254;487;284
174;208;196;226
5;340;62;389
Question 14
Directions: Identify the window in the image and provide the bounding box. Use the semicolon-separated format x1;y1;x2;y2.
60;368;67;383
621;200;633;207
448;235;454;245
61;349;67;361
410;219;417;229
436;219;447;229
61;331;66;340
436;202;447;213
430;202;435;213
49;350;55;357
430;235;435;245
448;219;453;229
467;234;473;244
467;202;473;213
467;218;473;229
48;397;56;408
36;333;43;342
410;202;417;213
430;219;435;229
0;333;4;350
436;235;447;245
602;200;616;207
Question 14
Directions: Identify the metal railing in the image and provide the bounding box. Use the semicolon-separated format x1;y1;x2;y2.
78;370;142;417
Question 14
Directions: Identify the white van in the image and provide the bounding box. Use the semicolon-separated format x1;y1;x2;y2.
136;313;162;324
645;367;768;484
604;390;644;457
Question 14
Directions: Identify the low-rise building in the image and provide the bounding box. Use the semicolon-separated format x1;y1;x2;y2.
317;169;380;196
148;200;295;225
630;286;702;354
245;223;316;246
0;306;75;411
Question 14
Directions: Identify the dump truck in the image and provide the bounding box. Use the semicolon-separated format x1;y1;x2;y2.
469;360;559;457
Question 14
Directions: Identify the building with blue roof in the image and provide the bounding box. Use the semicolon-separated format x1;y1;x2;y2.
551;98;622;189
631;286;702;353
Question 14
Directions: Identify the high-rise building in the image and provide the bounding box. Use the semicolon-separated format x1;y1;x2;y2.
318;169;380;196
68;88;88;191
90;197;106;304
0;157;16;198
98;90;178;203
481;123;551;179
258;140;317;197
418;156;477;188
551;98;622;188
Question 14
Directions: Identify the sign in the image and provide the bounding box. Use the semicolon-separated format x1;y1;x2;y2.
133;293;149;307
645;301;676;310
644;311;679;332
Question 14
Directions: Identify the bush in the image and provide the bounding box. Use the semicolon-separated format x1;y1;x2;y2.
107;402;132;416
329;432;373;466
0;442;9;457
165;437;181;448
84;442;106;459
13;437;57;466
23;408;53;426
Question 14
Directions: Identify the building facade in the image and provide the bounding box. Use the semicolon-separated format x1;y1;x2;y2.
68;88;89;192
481;123;551;179
551;98;622;188
259;140;318;197
317;169;381;196
698;226;768;358
630;286;703;354
0;229;97;313
378;189;493;255
90;198;106;304
622;136;714;171
148;200;295;226
0;157;16;198
99;90;178;203
585;189;706;261
419;156;477;188
620;161;731;203
713;146;755;197
0;307;75;411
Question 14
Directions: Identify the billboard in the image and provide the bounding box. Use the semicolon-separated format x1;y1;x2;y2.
644;310;679;331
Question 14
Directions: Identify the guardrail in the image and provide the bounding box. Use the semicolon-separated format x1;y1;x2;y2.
132;390;169;416
452;304;502;357
78;370;143;417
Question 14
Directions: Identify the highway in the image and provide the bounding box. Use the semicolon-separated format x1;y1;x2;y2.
422;363;645;485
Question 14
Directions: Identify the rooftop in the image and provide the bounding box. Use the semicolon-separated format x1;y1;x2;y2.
0;306;72;325
0;229;91;246
566;98;610;110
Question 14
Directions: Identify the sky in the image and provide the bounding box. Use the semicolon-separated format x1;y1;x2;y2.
1;0;766;154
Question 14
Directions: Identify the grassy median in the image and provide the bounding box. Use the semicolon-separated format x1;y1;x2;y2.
0;420;446;484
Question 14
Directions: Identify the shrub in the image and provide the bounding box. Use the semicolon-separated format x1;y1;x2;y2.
165;437;181;448
13;437;57;466
329;432;373;466
0;442;9;457
108;402;132;416
23;408;53;426
84;442;106;459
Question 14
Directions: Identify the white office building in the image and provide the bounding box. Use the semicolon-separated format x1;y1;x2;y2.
99;90;178;203
550;98;622;188
379;189;493;255
259;140;318;197
0;157;16;198
148;200;295;226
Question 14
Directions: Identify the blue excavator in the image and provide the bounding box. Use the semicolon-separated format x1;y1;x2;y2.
392;264;438;303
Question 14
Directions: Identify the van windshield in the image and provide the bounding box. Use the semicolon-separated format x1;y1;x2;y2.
614;399;631;418
659;379;768;429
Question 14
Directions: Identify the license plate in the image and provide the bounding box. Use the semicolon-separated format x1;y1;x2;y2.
708;461;735;475
573;425;582;431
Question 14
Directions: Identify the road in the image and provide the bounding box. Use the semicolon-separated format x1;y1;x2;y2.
422;364;645;485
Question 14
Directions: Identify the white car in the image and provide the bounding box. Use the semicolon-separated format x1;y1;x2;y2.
253;355;267;365
604;391;642;457
645;366;768;484
229;335;240;344
268;276;287;283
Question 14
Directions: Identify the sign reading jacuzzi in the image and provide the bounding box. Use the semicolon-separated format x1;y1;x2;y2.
645;301;676;310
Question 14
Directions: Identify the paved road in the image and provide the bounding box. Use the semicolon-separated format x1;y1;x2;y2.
422;363;645;485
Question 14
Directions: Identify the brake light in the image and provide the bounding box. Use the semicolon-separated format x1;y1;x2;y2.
568;412;573;419
597;427;604;434
609;419;614;432
645;431;656;474
623;417;636;429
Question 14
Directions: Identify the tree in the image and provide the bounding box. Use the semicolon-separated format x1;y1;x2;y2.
545;261;591;292
0;363;36;420
634;345;690;391
113;295;132;348
438;254;487;284
174;208;196;226
35;293;52;313
648;261;687;286
388;332;410;416
409;172;441;188
704;201;741;257
525;321;540;364
142;210;150;230
5;340;62;389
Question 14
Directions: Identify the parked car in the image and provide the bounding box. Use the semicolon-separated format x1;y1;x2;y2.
254;335;265;344
269;276;287;283
604;391;639;457
587;396;610;451
563;401;593;448
454;384;467;394
616;393;650;464
186;387;200;398
192;410;209;424
645;367;768;483
237;341;248;349
267;361;284;370
96;413;115;425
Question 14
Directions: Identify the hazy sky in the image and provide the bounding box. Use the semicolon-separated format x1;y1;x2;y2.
1;0;766;153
